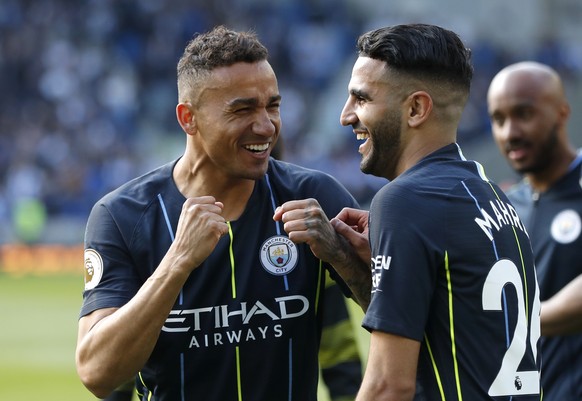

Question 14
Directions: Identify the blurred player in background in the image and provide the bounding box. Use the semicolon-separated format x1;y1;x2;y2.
488;61;582;401
76;25;367;401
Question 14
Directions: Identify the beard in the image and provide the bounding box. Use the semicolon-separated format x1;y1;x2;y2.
360;112;402;180
513;123;559;175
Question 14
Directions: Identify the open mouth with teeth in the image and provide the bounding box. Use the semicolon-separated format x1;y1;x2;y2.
355;132;371;156
244;143;270;153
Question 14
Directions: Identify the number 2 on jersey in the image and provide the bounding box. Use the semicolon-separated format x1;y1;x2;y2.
482;259;541;396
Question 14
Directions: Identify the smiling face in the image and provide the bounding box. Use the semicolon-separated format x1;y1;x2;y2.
340;56;404;180
181;60;281;181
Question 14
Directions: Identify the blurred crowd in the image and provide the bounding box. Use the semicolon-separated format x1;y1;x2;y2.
0;0;580;243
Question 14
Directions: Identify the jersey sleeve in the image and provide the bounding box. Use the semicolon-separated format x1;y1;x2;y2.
363;184;442;341
80;201;141;318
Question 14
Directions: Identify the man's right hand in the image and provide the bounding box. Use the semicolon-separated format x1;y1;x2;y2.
171;196;229;273
331;207;370;265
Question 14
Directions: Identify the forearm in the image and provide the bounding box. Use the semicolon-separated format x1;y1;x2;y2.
541;274;582;336
76;253;191;398
356;332;418;401
331;242;371;311
355;358;416;401
356;384;415;401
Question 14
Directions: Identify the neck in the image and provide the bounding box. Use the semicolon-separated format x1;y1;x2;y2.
400;129;455;176
173;157;256;221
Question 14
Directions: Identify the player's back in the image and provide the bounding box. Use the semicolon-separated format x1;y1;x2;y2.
417;147;541;400
365;144;541;400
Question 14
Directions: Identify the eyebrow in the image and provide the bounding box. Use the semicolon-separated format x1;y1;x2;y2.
349;88;371;100
227;95;282;108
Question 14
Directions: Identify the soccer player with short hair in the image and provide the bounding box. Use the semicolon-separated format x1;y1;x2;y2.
281;24;542;400
76;25;366;401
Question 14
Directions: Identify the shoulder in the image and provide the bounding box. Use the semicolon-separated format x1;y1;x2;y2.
268;158;345;186
504;180;531;205
370;155;496;224
403;144;489;194
85;160;180;248
370;179;429;220
98;160;177;210
560;158;582;194
89;160;179;227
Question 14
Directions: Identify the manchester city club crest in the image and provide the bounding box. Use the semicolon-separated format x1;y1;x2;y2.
550;209;581;244
259;236;299;276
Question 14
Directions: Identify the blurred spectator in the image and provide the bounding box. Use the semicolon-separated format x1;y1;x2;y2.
0;0;580;243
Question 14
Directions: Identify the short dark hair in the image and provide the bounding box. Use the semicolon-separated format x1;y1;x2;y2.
177;25;269;102
357;24;473;91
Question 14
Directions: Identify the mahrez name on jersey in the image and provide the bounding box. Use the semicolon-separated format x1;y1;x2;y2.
475;199;529;241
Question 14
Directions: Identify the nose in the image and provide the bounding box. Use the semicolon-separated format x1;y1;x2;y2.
495;118;521;143
340;98;356;127
253;109;278;137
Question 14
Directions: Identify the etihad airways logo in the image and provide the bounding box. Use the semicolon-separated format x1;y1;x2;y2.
163;295;309;333
162;295;310;348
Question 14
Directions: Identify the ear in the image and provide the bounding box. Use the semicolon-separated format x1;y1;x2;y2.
407;91;433;128
176;103;196;135
558;101;570;125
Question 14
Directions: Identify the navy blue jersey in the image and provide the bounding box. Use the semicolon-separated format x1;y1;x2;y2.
507;153;582;401
80;158;358;401
364;144;541;400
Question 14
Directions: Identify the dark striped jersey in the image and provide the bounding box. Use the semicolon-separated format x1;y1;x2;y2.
506;152;582;401
80;158;358;401
363;144;542;400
